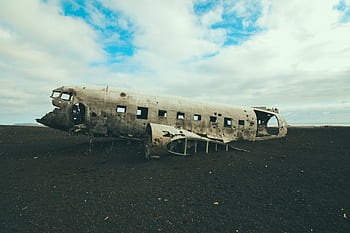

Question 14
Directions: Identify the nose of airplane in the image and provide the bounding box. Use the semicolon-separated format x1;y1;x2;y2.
36;109;72;131
36;117;47;125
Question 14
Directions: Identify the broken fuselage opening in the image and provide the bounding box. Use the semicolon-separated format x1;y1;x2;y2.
72;103;86;125
36;89;87;130
254;109;285;138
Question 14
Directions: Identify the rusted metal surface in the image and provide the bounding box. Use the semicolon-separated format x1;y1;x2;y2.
37;86;288;158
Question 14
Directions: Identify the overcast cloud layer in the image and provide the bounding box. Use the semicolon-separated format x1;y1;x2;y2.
0;0;349;125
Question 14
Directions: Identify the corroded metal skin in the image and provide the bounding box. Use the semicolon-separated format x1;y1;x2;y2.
37;86;288;158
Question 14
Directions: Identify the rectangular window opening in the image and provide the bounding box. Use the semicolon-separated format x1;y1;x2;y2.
224;117;232;127
177;112;185;120
210;116;217;123
158;110;167;117
193;114;201;121
137;107;148;119
61;92;73;101
51;91;61;98
116;105;127;113
238;120;245;126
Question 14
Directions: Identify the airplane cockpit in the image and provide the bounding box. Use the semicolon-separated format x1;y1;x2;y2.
50;89;75;107
37;87;86;131
49;89;86;125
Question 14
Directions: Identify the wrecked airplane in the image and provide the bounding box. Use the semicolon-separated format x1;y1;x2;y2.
37;86;288;158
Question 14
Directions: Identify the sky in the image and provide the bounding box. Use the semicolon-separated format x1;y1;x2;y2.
0;0;350;125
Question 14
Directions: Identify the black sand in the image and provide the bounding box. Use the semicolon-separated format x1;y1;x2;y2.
0;126;349;233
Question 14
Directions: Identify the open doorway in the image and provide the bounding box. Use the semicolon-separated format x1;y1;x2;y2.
254;109;279;137
72;103;85;125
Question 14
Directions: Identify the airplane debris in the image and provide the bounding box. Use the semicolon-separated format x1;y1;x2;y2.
37;86;288;159
229;145;250;152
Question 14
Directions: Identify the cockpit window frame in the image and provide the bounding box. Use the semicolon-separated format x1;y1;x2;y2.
51;91;73;101
51;91;61;98
61;92;73;101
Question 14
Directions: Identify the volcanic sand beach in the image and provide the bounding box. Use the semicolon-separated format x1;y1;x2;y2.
0;125;349;233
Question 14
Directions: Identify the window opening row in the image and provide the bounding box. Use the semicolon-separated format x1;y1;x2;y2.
51;91;73;101
116;105;243;127
116;106;149;119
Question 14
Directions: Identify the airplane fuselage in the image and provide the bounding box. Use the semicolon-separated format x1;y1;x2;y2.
37;86;287;157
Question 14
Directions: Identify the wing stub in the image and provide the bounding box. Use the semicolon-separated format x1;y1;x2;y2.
144;123;231;158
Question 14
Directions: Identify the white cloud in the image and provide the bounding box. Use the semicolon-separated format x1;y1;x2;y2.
0;0;107;123
0;0;106;88
0;0;349;124
0;0;103;61
178;0;350;104
199;4;223;26
105;0;221;67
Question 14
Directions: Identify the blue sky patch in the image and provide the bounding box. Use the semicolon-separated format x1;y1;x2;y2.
59;0;135;61
193;0;263;46
193;0;221;15
335;0;350;22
